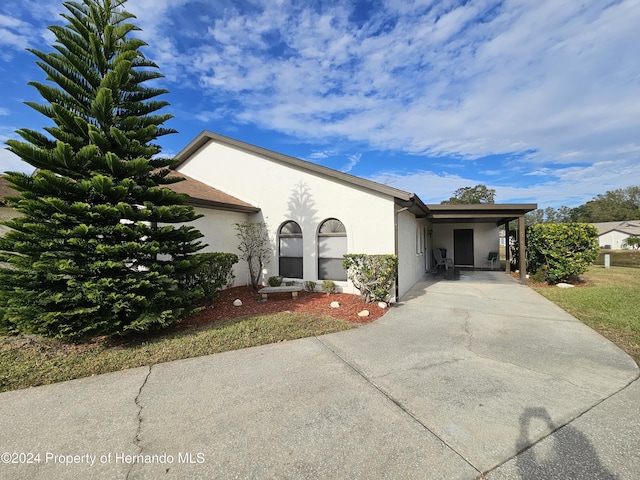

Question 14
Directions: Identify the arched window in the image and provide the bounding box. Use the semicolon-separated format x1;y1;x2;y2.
318;218;347;281
279;221;303;278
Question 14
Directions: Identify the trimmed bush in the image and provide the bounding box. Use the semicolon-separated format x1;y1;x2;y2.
179;252;238;302
343;254;398;302
526;223;599;283
268;276;283;287
321;280;336;294
304;281;317;293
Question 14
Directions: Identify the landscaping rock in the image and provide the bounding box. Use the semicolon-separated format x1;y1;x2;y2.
330;301;340;308
377;302;388;309
556;283;575;289
233;299;243;307
358;310;370;317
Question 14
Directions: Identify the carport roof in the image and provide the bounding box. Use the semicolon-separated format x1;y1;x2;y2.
424;203;537;224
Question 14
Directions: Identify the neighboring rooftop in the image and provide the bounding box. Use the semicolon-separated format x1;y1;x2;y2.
593;220;640;236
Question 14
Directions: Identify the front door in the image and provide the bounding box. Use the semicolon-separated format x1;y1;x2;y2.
454;229;474;267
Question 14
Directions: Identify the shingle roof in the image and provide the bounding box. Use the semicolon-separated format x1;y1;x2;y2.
1;173;258;213
165;171;259;213
593;220;640;236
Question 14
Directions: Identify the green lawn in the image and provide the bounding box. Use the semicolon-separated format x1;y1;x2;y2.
534;266;640;364
0;312;354;393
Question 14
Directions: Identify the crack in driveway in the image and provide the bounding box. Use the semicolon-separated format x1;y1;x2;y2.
126;365;152;480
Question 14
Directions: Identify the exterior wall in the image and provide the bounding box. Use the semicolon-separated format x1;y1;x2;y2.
599;231;630;250
178;141;397;293
396;209;430;297
431;222;499;268
189;207;253;287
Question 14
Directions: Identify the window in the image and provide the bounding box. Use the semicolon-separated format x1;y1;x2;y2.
318;218;347;281
279;221;303;278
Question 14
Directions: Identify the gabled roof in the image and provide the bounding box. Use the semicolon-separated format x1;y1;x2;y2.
174;130;426;214
593;220;640;236
593;221;640;238
174;131;537;221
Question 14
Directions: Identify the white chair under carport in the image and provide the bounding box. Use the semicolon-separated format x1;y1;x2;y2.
433;249;454;271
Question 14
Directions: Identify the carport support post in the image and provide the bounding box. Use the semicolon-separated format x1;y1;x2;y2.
505;221;511;275
518;215;527;284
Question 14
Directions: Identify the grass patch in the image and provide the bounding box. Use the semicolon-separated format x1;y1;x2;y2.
0;312;354;393
534;266;640;365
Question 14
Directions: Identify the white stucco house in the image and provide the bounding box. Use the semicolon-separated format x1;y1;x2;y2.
170;131;536;299
594;221;640;250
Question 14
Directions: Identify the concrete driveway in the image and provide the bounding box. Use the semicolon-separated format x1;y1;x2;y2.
1;271;638;479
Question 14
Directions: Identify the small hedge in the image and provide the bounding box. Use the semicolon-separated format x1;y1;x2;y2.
180;252;238;301
343;254;398;302
595;249;640;268
526;223;599;283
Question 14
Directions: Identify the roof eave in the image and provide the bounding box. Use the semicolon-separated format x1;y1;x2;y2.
187;197;261;213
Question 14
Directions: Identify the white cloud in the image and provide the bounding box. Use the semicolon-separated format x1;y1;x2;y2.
308;150;336;160
369;153;640;209
2;0;638;204
152;0;639;178
342;153;361;173
0;14;34;53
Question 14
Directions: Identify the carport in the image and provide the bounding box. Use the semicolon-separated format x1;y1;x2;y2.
424;203;537;284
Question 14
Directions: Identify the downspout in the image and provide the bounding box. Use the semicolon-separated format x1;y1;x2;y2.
394;205;409;302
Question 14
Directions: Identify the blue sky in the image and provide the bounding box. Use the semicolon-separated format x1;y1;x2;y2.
1;0;639;208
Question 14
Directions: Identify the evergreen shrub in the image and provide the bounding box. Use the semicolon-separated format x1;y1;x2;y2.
526;223;599;283
343;254;398;302
180;253;238;302
0;0;205;339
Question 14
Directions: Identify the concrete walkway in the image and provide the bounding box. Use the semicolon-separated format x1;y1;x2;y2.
1;272;638;479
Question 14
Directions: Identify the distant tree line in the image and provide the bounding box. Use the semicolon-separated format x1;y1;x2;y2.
527;186;640;224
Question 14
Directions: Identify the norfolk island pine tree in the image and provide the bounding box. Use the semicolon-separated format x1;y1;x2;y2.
0;0;207;340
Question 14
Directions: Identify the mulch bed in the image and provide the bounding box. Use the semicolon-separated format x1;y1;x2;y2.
179;286;389;329
510;271;591;288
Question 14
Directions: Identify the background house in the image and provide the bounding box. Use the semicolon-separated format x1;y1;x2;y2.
594;221;640;249
173;131;536;298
